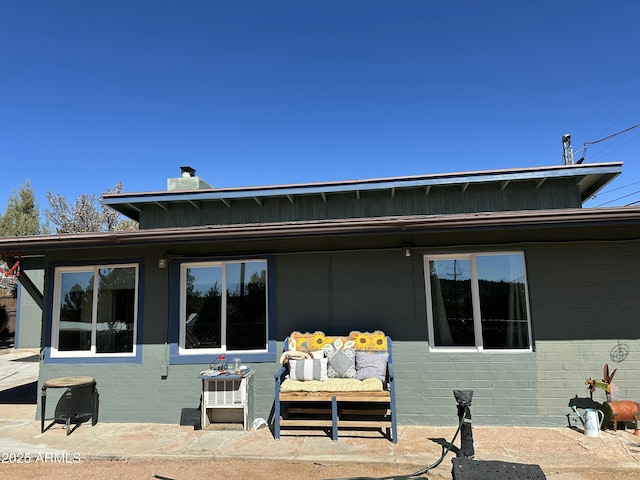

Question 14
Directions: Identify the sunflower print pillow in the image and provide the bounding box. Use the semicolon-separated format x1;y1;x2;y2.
288;331;387;353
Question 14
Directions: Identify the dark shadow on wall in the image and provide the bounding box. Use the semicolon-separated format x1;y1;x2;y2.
568;395;602;411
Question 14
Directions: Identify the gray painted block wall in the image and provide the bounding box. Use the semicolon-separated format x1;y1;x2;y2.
37;240;640;427
16;269;44;349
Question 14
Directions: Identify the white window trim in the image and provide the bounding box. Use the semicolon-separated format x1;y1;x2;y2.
423;252;533;353
50;264;139;358
178;259;268;355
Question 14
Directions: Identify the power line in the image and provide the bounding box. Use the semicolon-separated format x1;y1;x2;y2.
577;88;640;148
584;121;640;146
594;179;640;196
584;129;640;164
594;189;640;207
579;121;640;162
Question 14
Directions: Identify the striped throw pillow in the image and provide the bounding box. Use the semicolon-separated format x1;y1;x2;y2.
289;358;328;381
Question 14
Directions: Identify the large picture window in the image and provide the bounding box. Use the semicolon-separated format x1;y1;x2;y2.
51;264;139;357
424;252;531;351
180;259;267;353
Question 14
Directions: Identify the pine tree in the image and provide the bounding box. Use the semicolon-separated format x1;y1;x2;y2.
0;181;43;237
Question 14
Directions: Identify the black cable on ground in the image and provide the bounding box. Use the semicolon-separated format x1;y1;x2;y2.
331;413;466;480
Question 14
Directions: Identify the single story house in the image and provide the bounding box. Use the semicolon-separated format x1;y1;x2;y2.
3;162;640;428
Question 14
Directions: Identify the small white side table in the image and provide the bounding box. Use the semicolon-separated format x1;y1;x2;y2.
199;371;254;430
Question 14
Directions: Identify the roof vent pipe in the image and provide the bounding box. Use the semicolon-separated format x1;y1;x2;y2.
181;166;196;178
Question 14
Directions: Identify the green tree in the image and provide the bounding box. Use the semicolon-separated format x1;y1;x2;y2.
0;180;43;237
45;182;138;233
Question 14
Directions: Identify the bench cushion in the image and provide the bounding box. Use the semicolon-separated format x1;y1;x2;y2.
280;377;384;393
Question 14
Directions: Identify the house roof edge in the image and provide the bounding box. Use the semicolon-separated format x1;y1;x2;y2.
4;205;640;254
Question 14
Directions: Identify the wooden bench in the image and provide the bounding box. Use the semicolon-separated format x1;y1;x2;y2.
273;331;397;442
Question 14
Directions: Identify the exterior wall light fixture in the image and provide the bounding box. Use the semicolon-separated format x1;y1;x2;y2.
402;244;412;257
158;257;168;269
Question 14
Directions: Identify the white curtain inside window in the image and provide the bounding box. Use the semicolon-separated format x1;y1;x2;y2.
505;254;528;348
429;260;454;345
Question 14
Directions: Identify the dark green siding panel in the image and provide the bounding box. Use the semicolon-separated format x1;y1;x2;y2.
393;189;416;216
526;241;640;341
473;183;503;212
235;199;252;223
142;177;585;228
502;182;523;210
425;188;443;214
538;183;557;209
366;190;394;217
325;194;340;219
558;178;581;208
262;197;281;223
282;198;297;222
295;195;322;221
330;251;417;332
523;183;542;209
275;254;332;336
404;189;421;215
352;193;364;218
538;179;581;209
274;251;423;340
215;201;230;224
140;205;166;229
325;193;360;219
245;199;262;223
174;203;201;227
517;182;536;209
439;185;465;214
359;191;374;217
230;199;245;224
200;200;222;225
462;185;479;212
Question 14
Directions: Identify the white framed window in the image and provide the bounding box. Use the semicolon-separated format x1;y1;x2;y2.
51;264;139;358
179;259;268;354
424;252;532;351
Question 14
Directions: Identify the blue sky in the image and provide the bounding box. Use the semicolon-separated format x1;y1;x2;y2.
1;1;639;217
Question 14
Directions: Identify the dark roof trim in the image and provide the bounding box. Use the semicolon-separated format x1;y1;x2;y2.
103;163;622;222
2;206;640;254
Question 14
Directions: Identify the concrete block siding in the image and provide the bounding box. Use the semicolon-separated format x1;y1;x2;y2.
38;350;280;424
392;344;539;426
390;339;640;427
36;239;640;427
535;340;640;418
36;339;640;428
